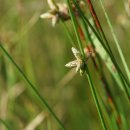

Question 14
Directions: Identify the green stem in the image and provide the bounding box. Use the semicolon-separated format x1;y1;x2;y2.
0;119;10;130
85;67;107;130
66;0;85;57
66;0;107;129
62;22;76;47
99;0;130;83
85;0;130;97
0;43;66;130
73;1;130;99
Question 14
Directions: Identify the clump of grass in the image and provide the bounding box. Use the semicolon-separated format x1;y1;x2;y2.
0;0;130;130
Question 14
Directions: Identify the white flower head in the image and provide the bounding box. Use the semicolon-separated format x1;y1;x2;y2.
40;0;69;27
65;47;91;76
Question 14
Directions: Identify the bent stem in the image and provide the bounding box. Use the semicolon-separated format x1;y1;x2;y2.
0;43;66;130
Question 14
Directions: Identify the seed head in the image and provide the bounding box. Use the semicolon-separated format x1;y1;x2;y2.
65;47;91;76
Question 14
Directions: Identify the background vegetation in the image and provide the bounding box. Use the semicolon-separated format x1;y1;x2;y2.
0;0;130;130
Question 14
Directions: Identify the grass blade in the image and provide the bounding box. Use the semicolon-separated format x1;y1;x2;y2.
0;43;66;130
85;68;107;130
99;0;130;83
0;119;10;130
66;0;84;56
66;0;107;129
72;1;130;99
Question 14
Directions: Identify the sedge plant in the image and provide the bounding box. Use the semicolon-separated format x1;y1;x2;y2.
0;0;130;130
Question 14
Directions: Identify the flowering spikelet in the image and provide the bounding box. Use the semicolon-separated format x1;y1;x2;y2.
40;0;69;27
65;47;91;75
40;0;85;26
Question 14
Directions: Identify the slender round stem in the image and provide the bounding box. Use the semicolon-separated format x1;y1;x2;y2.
85;67;107;130
0;43;66;130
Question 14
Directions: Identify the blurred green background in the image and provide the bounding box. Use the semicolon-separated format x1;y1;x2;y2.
0;0;130;130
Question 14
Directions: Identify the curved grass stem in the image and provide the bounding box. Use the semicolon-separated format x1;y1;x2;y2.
0;43;66;130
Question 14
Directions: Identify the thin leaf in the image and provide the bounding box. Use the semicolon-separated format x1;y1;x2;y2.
0;43;66;130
